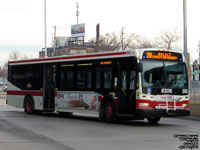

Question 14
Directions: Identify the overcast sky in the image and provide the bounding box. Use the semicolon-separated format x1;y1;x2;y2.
0;0;200;67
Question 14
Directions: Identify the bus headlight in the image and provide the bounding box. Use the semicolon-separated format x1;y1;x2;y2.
140;103;150;107
182;104;188;108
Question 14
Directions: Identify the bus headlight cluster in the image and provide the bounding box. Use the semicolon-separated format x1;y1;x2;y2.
140;103;150;107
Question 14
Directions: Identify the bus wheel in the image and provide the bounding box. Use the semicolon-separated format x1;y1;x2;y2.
105;102;117;123
147;117;161;124
24;97;35;114
99;103;105;121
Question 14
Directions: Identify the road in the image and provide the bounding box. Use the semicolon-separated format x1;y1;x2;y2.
0;99;199;150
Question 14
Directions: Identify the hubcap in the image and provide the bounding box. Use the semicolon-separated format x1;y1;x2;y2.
26;100;31;112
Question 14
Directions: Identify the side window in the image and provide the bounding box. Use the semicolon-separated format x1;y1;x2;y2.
122;71;127;90
87;71;92;88
60;70;74;89
59;64;74;90
77;67;92;89
25;65;43;90
10;65;43;90
11;66;26;89
96;67;101;89
104;66;112;89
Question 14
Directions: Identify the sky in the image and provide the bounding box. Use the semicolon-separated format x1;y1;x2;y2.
0;0;200;67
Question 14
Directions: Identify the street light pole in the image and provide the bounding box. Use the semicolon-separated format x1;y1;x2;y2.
183;0;189;67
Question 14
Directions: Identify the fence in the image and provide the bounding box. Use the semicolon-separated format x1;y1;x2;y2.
190;80;200;104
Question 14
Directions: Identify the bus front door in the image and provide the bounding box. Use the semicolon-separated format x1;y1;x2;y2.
43;64;56;111
118;64;136;114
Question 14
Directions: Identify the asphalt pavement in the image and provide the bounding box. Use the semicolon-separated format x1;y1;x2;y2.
0;98;199;150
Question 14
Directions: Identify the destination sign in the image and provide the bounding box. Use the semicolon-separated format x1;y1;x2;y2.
142;51;182;61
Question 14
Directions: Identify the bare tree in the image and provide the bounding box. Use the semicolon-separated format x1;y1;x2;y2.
159;28;181;49
91;28;182;51
96;32;121;50
128;35;158;49
8;50;31;61
94;32;140;50
122;33;139;50
8;50;21;60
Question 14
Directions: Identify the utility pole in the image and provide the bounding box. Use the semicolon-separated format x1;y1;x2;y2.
121;27;125;50
44;0;47;57
76;2;79;24
53;26;57;56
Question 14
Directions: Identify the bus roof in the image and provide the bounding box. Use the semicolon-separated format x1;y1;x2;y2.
8;50;134;66
8;48;184;66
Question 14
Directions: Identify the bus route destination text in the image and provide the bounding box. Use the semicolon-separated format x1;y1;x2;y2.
174;134;199;149
145;52;178;60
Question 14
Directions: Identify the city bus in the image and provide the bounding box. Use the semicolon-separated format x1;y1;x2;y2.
7;49;190;123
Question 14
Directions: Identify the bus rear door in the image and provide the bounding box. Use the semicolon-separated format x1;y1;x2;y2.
118;63;136;114
43;64;56;111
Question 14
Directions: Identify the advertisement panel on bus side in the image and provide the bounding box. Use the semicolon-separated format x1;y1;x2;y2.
56;92;98;110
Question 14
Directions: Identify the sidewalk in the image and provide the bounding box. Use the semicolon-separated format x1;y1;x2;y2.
0;98;6;105
0;92;6;99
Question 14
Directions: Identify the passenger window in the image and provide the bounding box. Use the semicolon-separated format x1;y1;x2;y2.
104;66;112;89
122;71;127;90
87;72;92;88
59;64;74;89
77;68;92;89
60;71;74;89
96;68;101;89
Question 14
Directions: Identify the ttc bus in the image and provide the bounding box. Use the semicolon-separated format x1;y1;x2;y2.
7;49;190;123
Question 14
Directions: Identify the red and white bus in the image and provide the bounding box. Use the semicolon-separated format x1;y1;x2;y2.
7;49;190;123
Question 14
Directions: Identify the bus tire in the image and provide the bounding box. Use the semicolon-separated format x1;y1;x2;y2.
105;102;117;123
24;96;35;114
99;103;105;121
147;117;161;124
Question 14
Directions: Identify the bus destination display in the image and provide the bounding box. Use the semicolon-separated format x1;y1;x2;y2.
142;51;183;61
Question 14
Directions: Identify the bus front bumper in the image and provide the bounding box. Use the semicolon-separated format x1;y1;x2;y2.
135;108;190;118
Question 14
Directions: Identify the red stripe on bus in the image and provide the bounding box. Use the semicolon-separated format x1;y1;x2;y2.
7;90;43;96
9;52;128;64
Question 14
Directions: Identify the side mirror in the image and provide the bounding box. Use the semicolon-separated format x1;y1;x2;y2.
137;63;143;72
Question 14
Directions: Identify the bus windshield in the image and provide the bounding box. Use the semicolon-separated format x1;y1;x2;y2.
141;60;188;89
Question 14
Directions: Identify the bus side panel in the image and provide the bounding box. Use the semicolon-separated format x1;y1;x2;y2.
7;81;24;108
33;96;43;110
7;95;44;110
7;81;44;110
7;95;24;108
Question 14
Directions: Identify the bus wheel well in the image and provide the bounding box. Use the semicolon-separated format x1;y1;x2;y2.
99;96;117;122
101;96;114;106
23;94;34;108
24;94;35;114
